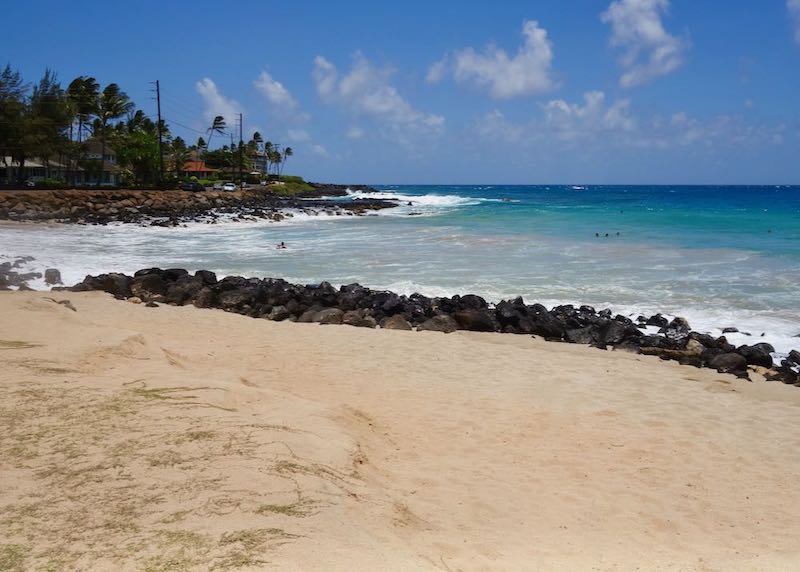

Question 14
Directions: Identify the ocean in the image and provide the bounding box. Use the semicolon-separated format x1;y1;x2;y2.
2;184;799;356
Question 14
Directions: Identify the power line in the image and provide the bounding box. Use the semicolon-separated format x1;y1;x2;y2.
163;117;207;135
153;80;164;186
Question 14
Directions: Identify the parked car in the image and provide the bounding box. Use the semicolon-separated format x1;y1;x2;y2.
179;181;205;192
221;182;237;192
213;182;223;190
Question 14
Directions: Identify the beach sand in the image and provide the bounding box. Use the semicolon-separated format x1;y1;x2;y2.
1;291;799;571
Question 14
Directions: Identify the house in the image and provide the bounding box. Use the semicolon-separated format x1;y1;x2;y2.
82;139;122;186
0;140;122;187
251;153;267;175
182;160;219;179
1;156;71;184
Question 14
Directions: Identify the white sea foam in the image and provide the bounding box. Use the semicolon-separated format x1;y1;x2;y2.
346;189;483;208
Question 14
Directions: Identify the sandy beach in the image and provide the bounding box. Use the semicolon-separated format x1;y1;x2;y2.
1;291;799;571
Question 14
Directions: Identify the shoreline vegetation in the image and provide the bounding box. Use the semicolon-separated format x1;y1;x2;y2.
46;266;799;387
2;290;800;570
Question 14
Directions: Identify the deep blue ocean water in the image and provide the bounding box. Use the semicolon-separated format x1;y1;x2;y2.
2;184;799;354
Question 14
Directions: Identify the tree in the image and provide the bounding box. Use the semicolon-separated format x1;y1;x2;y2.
28;69;71;178
263;141;275;175
112;110;168;185
280;146;293;176
205;115;226;151
171;136;189;176
94;83;134;184
268;147;282;178
67;76;99;144
66;76;99;183
0;65;28;183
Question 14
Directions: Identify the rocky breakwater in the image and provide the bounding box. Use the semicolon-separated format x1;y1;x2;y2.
68;268;800;387
0;184;392;226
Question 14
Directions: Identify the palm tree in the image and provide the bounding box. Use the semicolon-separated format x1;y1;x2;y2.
263;141;274;176
67;76;99;144
268;148;282;178
66;76;98;183
280;146;293;176
205;115;226;151
95;83;134;184
172;136;189;176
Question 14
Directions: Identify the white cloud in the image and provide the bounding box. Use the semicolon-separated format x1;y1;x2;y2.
253;71;297;108
789;0;800;43
471;90;784;155
312;56;338;98
429;20;557;99
473;110;526;144
287;128;310;142
543;91;636;140
312;53;444;139
601;0;687;87
426;60;447;84
346;126;365;140
195;78;240;126
311;144;330;157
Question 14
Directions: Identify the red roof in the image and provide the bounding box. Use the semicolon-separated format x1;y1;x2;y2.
182;160;218;172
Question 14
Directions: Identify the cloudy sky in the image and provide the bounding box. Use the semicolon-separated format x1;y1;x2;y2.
5;0;800;183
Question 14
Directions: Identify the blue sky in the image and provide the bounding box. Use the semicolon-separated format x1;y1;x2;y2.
4;0;800;184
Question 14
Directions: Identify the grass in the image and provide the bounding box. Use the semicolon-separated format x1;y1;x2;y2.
255;500;316;518
0;358;319;570
0;340;40;350
0;544;26;572
268;176;314;196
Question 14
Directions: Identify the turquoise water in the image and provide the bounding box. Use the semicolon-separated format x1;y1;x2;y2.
2;184;799;354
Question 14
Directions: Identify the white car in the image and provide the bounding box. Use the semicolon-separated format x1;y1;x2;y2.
221;182;237;192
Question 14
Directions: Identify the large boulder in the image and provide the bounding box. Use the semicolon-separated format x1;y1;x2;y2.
453;309;497;332
640;338;704;363
736;345;773;368
646;314;669;328
72;273;132;299
495;300;523;328
418;315;459;334
192;287;216;309
528;312;566;339
708;352;748;378
457;294;487;311
194;269;217;285
165;276;204;305
313;308;344;325
130;273;168;298
267;305;291;321
338;283;370;311
382;315;413;331
342;309;377;328
44;268;62;285
297;305;324;323
600;320;641;345
565;326;597;344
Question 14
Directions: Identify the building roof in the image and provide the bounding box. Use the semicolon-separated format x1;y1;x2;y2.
182;160;219;172
2;156;70;169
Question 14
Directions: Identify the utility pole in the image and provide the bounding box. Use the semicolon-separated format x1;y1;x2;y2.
154;80;165;187
238;112;244;186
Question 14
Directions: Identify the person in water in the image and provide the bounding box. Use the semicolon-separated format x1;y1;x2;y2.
277;241;286;249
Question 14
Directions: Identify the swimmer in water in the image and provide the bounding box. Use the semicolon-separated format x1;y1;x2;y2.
276;241;286;249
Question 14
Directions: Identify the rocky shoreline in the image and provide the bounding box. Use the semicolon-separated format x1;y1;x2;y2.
0;183;394;226
55;266;800;387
